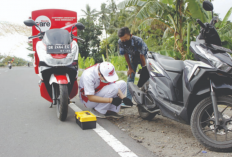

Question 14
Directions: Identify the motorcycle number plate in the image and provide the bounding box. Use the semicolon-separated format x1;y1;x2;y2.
47;44;71;54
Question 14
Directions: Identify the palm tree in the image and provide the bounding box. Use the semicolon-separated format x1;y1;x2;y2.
108;0;117;14
98;3;110;61
81;4;98;22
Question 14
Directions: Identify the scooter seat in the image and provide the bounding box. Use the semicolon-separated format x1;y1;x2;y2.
153;53;184;73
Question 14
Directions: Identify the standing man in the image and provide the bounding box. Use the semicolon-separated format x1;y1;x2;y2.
79;62;133;118
118;27;149;108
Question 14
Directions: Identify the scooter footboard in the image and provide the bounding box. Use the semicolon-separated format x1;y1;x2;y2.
128;82;145;105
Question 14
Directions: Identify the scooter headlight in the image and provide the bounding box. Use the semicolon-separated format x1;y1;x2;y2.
196;45;231;72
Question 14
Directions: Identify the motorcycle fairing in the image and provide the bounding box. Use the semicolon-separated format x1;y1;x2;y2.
147;58;180;102
41;67;78;101
184;60;212;82
147;59;167;78
36;40;78;67
49;74;70;85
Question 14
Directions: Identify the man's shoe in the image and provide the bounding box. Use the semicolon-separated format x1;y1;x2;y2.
121;103;132;108
90;109;106;118
105;111;124;119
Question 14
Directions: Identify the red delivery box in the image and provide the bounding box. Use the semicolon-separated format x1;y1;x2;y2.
31;9;77;74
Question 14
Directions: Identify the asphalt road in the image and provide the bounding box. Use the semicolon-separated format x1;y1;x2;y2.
0;67;155;157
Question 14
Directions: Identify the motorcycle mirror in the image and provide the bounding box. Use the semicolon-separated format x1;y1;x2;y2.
24;19;37;27
203;1;214;11
75;23;85;30
24;19;42;33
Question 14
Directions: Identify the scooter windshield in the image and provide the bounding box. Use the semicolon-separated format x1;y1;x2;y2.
42;29;71;45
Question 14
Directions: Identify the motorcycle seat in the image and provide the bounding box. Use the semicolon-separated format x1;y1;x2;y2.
153;53;184;73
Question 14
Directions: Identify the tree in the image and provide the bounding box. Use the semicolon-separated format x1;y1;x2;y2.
78;18;102;58
81;4;98;22
98;3;110;61
217;7;232;49
28;53;34;60
118;0;208;59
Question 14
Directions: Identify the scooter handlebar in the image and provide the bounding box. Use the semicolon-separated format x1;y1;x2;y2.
197;19;206;29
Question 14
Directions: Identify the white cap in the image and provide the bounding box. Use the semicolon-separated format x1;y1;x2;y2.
99;62;118;82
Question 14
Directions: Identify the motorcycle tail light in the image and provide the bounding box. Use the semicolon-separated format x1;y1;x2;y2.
50;54;68;59
72;62;77;65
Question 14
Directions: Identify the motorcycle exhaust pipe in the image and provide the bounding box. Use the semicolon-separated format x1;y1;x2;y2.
137;104;160;113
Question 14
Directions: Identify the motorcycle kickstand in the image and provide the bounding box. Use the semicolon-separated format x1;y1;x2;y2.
50;103;53;108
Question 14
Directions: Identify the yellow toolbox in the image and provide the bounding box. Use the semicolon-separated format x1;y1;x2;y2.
75;111;97;130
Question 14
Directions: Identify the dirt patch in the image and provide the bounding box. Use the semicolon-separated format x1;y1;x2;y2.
108;106;232;157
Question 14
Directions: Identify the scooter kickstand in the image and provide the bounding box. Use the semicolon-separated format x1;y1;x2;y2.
50;103;53;108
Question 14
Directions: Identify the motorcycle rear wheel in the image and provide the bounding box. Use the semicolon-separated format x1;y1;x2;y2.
191;96;232;152
138;105;156;120
56;84;69;121
137;83;157;120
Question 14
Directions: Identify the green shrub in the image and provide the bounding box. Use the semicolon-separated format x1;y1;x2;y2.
110;55;127;71
78;53;85;69
79;53;95;69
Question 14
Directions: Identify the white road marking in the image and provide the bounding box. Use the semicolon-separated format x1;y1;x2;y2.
69;103;138;157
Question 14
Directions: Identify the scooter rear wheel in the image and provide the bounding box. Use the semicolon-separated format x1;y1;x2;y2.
56;84;69;121
138;105;156;120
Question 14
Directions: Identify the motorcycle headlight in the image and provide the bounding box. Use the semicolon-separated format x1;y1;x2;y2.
196;45;231;72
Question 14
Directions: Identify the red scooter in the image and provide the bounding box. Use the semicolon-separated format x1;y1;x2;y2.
24;19;85;121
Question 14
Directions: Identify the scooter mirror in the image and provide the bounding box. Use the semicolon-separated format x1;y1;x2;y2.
75;23;85;30
203;1;214;11
24;19;37;27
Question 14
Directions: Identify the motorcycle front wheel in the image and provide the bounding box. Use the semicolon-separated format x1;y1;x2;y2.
191;95;232;152
56;84;69;121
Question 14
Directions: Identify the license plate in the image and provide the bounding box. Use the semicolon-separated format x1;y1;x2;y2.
47;44;71;54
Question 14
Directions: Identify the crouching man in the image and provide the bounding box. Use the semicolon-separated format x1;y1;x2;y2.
79;62;133;118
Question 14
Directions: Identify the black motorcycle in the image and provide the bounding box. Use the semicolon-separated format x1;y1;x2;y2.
129;1;232;152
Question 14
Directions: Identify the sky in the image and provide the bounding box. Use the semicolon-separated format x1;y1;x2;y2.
0;0;231;60
0;0;122;25
0;0;231;25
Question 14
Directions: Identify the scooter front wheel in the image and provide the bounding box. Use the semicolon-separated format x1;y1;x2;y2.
191;96;232;152
56;84;69;121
